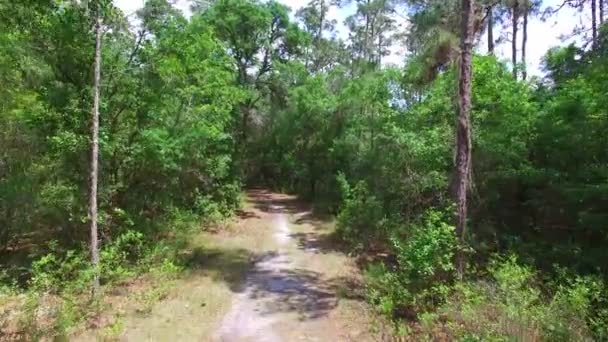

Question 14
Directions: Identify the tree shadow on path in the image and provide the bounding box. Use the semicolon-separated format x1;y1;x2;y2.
183;246;356;321
181;189;365;322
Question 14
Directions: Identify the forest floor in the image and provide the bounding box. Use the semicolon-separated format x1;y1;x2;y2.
76;189;379;341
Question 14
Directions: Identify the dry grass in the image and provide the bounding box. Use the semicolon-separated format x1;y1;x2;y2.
73;195;275;341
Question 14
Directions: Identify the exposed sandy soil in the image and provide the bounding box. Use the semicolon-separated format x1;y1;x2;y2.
76;189;378;341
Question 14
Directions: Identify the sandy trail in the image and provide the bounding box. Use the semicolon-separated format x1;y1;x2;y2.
213;208;292;342
212;191;371;342
77;190;374;341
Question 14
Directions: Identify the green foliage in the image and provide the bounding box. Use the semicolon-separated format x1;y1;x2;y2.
30;249;93;294
336;177;385;248
17;223;188;337
365;210;456;317
421;256;607;341
332;52;607;338
365;263;409;317
392;210;456;284
2;0;608;339
100;230;145;283
0;0;242;285
23;251;98;338
29;230;146;295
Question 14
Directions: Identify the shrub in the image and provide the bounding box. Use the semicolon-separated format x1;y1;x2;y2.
365;262;411;317
100;230;145;283
30;248;92;294
545;274;605;340
19;229;182;338
22;251;95;339
0;269;18;296
427;256;605;341
336;175;386;249
364;209;456;318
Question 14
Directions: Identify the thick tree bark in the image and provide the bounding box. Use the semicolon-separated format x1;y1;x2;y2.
487;5;495;54
592;0;598;48
512;0;519;79
522;6;528;80
89;15;102;296
455;0;475;278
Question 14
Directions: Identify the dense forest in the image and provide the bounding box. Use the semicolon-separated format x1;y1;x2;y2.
1;0;608;340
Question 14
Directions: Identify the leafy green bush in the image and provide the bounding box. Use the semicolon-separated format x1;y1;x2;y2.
423;256;606;341
391;210;456;309
30;248;92;294
336;175;386;249
100;230;145;283
365;263;409;317
365;209;456;317
0;269;18;296
23;249;96;339
19;228;186;338
545;274;606;340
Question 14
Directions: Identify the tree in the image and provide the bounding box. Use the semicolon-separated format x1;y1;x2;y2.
89;2;103;296
296;0;347;72
487;2;495;54
592;0;598;48
520;0;542;80
519;0;539;80
343;0;399;72
544;0;602;50
479;0;513;57
296;0;334;42
455;0;475;277
403;1;461;83
511;0;519;78
522;1;528;79
204;0;305;147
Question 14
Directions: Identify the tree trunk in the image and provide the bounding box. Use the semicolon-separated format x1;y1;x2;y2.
455;0;475;278
89;15;103;296
600;0;604;24
364;12;370;62
317;0;325;42
592;0;598;48
522;6;528;80
512;0;519;79
369;15;376;63
378;33;383;66
241;104;250;144
487;5;495;54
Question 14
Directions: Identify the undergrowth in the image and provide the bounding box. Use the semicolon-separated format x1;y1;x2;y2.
0;207;226;340
351;208;608;341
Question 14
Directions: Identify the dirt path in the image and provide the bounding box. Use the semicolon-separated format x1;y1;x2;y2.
212;190;373;341
85;190;377;341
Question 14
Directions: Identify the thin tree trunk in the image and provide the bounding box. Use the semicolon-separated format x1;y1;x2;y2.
592;0;598;48
522;6;528;80
378;33;383;66
241;104;250;144
512;0;519;79
89;15;102;296
455;0;475;278
364;13;370;62
487;5;495;54
369;15;376;63
317;0;325;42
601;0;604;24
